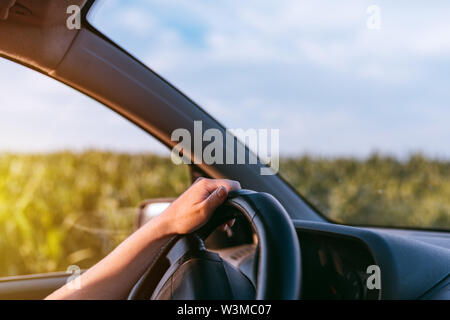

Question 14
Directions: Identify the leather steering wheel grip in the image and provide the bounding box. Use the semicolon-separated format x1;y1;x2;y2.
216;190;301;300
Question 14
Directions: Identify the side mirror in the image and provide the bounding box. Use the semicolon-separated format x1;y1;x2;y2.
136;198;175;229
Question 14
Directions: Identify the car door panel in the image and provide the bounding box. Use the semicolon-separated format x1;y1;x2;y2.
0;272;70;300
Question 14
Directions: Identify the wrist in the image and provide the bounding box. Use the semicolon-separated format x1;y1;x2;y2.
147;209;177;237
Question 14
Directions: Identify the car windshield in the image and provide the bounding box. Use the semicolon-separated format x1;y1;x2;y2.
89;0;450;230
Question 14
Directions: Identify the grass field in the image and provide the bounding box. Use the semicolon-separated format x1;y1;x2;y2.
0;151;449;277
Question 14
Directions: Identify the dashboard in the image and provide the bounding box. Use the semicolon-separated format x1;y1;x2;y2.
210;217;450;300
299;231;380;300
294;220;450;300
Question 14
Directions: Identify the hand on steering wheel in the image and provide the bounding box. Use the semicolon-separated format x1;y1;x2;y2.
129;189;301;300
154;177;240;235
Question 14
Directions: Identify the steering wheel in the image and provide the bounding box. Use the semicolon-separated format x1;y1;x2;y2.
128;190;301;300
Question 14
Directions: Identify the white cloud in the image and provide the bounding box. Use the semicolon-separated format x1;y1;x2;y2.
0;58;168;154
119;7;156;35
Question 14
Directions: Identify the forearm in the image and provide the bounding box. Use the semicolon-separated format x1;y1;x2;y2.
46;178;239;300
46;215;174;300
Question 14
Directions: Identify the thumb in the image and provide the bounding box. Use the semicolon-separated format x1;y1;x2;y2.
203;186;228;214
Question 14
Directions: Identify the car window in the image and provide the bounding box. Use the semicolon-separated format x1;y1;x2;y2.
0;58;190;278
89;0;450;230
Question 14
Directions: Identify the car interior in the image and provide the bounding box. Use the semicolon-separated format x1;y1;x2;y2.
0;0;449;300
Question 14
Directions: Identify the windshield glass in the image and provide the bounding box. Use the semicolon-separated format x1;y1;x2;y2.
89;0;450;230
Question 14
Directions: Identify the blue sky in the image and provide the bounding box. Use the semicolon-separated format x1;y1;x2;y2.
1;0;450;158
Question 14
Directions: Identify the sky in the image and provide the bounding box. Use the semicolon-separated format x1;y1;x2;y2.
0;59;168;154
1;0;450;158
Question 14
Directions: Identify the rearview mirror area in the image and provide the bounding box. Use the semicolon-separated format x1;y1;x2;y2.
136;199;175;229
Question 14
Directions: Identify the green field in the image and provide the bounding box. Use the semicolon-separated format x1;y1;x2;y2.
0;151;449;277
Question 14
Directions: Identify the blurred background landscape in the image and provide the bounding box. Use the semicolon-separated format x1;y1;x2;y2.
0;151;448;277
0;152;190;277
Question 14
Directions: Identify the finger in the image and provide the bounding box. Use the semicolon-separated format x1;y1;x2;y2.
221;179;241;191
204;179;241;193
203;185;228;215
193;177;205;184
